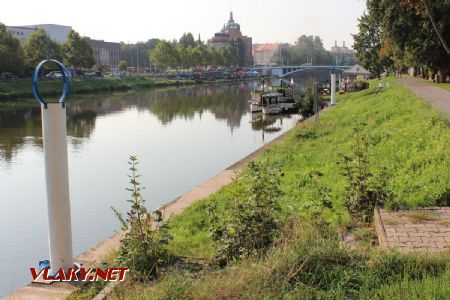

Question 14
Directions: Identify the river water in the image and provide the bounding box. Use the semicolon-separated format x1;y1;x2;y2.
0;81;300;296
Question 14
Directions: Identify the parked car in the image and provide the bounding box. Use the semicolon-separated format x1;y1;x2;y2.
86;71;104;79
0;72;18;81
178;72;193;79
245;70;260;78
45;71;63;80
112;71;125;78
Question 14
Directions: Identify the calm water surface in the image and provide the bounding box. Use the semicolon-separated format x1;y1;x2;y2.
0;81;299;295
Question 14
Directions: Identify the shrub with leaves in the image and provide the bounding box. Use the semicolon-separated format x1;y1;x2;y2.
207;161;283;266
339;121;392;224
300;170;335;229
298;78;317;117
111;155;171;280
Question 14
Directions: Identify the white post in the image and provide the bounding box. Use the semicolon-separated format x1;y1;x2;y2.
41;103;73;273
331;73;336;105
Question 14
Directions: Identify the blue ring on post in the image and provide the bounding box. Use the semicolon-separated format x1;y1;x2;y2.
32;59;72;109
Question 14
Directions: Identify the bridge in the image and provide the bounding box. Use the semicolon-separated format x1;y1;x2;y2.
252;65;353;77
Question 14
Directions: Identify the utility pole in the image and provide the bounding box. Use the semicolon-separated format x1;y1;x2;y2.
136;44;139;74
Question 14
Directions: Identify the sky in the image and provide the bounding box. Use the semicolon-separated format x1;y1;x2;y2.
1;0;367;49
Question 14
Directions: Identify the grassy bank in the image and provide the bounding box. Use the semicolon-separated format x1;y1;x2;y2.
0;77;257;101
71;77;450;299
165;77;450;259
419;78;450;92
0;77;194;101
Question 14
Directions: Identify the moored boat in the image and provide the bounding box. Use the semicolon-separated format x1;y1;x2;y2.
261;92;283;115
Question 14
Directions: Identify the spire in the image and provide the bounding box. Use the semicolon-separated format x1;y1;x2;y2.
229;11;234;23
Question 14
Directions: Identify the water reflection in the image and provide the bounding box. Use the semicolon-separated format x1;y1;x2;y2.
0;82;283;163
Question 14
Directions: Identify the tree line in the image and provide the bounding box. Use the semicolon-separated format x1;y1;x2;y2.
353;0;450;82
118;32;243;70
275;35;359;66
0;23;94;75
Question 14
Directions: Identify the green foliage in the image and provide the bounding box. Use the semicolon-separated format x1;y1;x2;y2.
111;156;171;280
160;78;450;262
353;12;391;77
339;120;392;224
300;170;335;228
62;30;95;70
118;60;127;71
207;161;282;266
150;39;240;68
298;78;316;117
179;32;196;48
287;35;334;65
356;0;450;81
134;218;450;300
0;22;24;74
149;40;180;68
23;29;62;70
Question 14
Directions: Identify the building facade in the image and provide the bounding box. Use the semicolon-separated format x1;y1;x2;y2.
252;43;291;66
208;12;253;66
6;24;72;43
330;41;356;65
87;39;120;70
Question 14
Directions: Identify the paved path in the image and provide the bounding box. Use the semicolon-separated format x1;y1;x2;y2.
397;77;450;119
375;208;450;253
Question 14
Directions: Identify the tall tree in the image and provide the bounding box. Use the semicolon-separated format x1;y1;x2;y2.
63;30;94;70
288;35;332;65
352;12;388;77
23;29;62;69
149;40;179;68
0;22;24;74
179;33;196;48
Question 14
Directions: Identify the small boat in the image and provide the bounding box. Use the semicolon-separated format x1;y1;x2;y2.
271;78;299;112
250;90;263;113
261;92;283;115
249;77;271;113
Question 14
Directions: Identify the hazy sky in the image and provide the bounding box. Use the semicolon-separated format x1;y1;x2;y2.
1;0;366;49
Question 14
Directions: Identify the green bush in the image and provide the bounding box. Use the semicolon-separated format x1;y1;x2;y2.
207;161;283;266
339;120;392;224
111;156;171;280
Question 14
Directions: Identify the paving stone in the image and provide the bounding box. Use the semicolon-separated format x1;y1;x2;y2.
377;208;450;254
408;232;431;238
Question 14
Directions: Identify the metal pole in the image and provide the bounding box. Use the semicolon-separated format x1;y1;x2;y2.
314;82;319;124
136;44;139;74
330;71;336;105
42;103;73;273
33;59;73;274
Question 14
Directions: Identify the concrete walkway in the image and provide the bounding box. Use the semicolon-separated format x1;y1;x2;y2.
397;77;450;119
375;208;450;253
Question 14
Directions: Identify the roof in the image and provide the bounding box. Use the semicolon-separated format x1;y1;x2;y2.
262;92;282;98
344;64;371;76
253;43;291;52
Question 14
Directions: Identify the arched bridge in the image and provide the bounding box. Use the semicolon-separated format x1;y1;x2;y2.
253;65;353;77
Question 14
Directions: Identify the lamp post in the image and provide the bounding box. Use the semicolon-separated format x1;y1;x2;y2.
136;44;139;74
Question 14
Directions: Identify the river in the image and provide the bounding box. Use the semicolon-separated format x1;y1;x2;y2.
0;81;300;296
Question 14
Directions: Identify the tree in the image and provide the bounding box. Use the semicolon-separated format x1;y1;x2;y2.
288;35;333;66
63;30;94;70
352;12;389;77
179;33;196;48
118;60;127;71
23;29;62;70
0;22;24;74
207;47;223;66
149;40;179;68
355;0;450;82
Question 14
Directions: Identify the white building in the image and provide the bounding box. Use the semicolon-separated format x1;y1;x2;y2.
6;24;72;43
